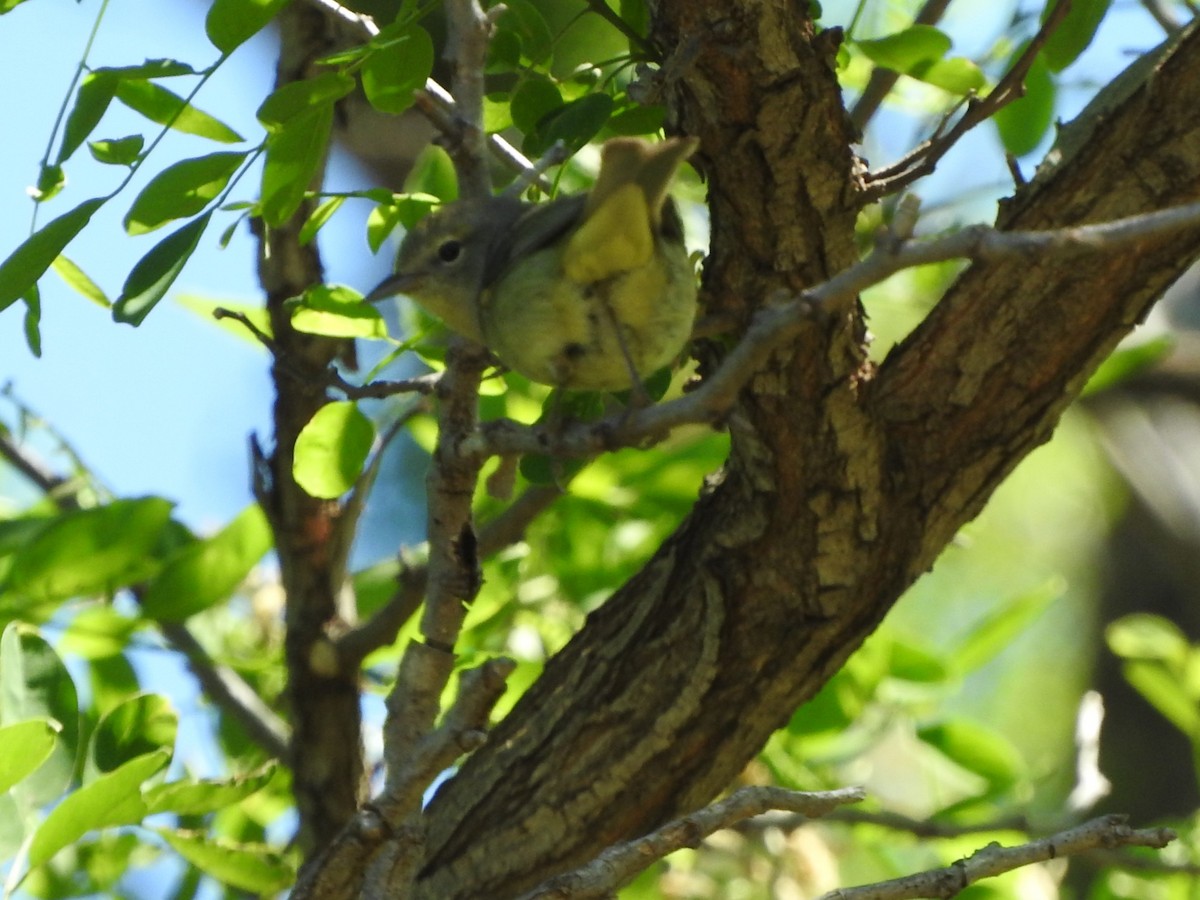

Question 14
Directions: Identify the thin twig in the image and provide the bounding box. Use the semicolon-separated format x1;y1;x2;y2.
862;0;1073;201
819;814;1175;900
518;786;866;900
467;199;1200;460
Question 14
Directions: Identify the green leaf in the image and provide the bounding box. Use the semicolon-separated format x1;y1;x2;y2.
260;105;333;227
1106;613;1190;666
607;101;666;136
367;193;439;253
88;134;145;166
115;80;244;143
293;402;376;499
290;284;388;339
34;165;65;202
91;693;177;774
52;256;111;308
1083;336;1174;396
1042;0;1113;72
114;212;212;325
1122;660;1200;735
909;57;986;95
3;498;175;603
855;25;951;72
100;59;198;80
0;0;30;12
144;763;277;815
256;72;355;132
361;25;434;115
0;624;80;805
0;719;59;793
888;640;949;683
993;48;1055;157
206;0;292;53
0;197;105;313
498;0;554;64
158;828;294;893
917;719;1024;791
951;579;1061;675
175;293;273;345
299;195;345;245
23;286;41;357
404;144;457;201
511;79;564;135
26;750;170;870
528;93;615;157
59;72;119;164
124;152;246;235
60;606;141;659
140;503;271;621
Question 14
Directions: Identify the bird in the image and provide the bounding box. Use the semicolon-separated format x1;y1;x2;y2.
366;136;700;393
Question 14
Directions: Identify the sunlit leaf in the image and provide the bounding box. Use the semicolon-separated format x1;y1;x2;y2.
207;0;292;54
0;719;58;793
114;213;212;325
290;284;388;339
59;72;119;164
293;401;375;499
1042;0;1113;72
299;195;345;245
951;579;1062;675
994;48;1055;157
361;24;433;115
124;152;246;235
1107;613;1190;666
917;719;1024;791
4;498;175;603
158;828;294;893
116;80;244;143
175;293;273;346
51;256;111;308
26;750;170;869
855;25;951;72
140;503;271;621
91;693;177;774
260;105;333;226
0;197;105;313
0;624;80;805
88;134;145;166
257;72;355;132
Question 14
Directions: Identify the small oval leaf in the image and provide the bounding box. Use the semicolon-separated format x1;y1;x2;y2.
293;402;375;499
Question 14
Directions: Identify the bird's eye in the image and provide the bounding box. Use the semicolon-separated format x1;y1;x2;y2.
437;240;462;263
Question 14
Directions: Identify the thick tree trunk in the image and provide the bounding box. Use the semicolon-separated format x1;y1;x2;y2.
411;6;1200;899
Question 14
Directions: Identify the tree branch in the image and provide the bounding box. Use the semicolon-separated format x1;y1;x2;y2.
519;786;866;900
465;199;1200;460
820;815;1175;900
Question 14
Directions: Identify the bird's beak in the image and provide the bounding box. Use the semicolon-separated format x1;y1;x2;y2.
364;272;418;303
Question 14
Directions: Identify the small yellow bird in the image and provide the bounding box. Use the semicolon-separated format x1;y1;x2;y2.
367;136;699;392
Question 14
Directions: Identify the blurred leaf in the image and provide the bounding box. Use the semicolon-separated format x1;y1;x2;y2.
88;654;141;715
511;78;564;135
404;144;458;201
0;624;80;805
994;48;1054;157
27;750;170;869
23;286;41;356
1042;0;1113;72
294;402;376;499
59;72;118;164
1107;613;1190;666
855;25;951;72
124;152;245;235
175;293;273;345
206;0;292;54
140;503;271;621
115;80;244;143
951;579;1061;675
361;24;433;115
917;719;1024;791
528;93;614;157
618;0;648;38
260;104;333;226
60;606;141;659
100;59;198;80
290;284;388;339
114;212;212;325
52;256;111;307
498;0;554;64
91;693;177;774
1122;659;1200;736
158;828;294;893
299;195;344;245
257;72;355;132
888;639;949;683
0;719;58;793
607;102;666;136
88;134;144;166
144;763;277;815
0;197;105;314
367;193;439;253
910;57;986;95
4;498;174;604
1083;336;1174;396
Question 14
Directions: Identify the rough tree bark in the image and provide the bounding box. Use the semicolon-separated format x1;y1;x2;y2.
394;4;1200;899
